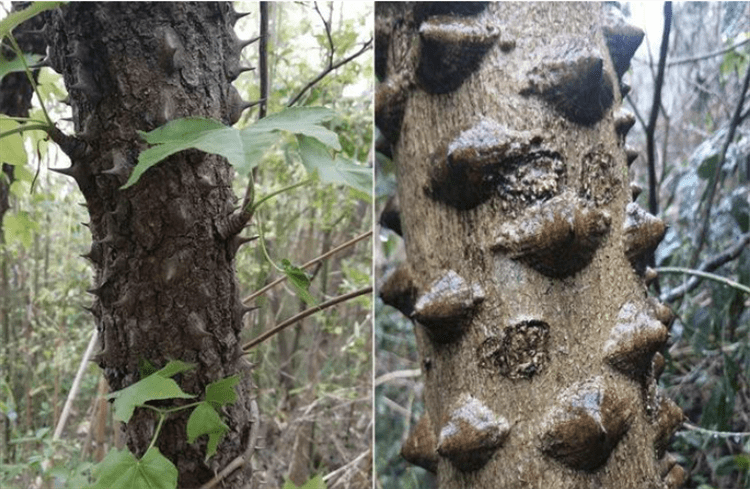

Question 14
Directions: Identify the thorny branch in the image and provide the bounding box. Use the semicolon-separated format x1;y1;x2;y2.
689;63;750;268
661;232;750;303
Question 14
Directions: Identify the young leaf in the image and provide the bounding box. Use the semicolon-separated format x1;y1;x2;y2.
0;53;42;83
281;259;316;305
3;211;38;249
0;116;27;166
298;136;372;196
107;374;195;423
125;107;340;188
156;359;195;378
205;374;240;408
186;402;229;461
0;2;63;39
85;447;178;489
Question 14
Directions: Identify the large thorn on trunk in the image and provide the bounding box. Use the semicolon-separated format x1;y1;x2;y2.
401;413;439;474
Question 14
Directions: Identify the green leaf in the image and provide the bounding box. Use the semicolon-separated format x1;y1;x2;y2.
0;116;27;166
3;211;38;249
697;153;719;180
281;259;316;305
85;447;178;489
205;375;240;408
283;474;327;489
107;372;195;423
186;402;229;461
125;107;340;189
298;136;372;197
156;359;195;378
0;2;64;40
0;53;42;83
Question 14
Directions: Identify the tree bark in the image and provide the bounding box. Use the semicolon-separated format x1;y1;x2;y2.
44;3;254;486
377;3;685;488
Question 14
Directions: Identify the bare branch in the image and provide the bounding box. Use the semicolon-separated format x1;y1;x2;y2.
287;36;373;107
667;38;750;67
242;286;373;351
242;229;372;304
661;232;750;303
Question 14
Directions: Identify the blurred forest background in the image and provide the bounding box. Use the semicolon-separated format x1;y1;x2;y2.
375;2;749;489
0;2;373;488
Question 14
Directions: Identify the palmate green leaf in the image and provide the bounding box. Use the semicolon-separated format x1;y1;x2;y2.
0;116;27;166
205;374;240;407
3;211;38;249
281;259;316;305
186;402;229;461
0;53;42;83
125;107;340;189
85;447;177;489
298;136;372;198
0;2;64;40
107;361;196;423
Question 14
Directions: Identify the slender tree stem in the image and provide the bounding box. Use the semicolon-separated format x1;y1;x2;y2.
242;286;372;351
657;267;750;295
242;229;372;304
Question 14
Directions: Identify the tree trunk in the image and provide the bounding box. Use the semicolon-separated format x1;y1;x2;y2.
44;3;254;486
377;3;685;488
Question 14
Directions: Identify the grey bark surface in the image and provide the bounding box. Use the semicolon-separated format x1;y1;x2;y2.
44;3;254;486
377;3;685;488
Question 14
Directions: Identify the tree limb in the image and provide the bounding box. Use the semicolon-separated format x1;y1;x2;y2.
667;38;750;67
242;286;372;351
661;232;750;303
287;37;373;107
646;2;672;218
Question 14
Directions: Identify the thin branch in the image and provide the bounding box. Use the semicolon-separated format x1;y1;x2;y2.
678;421;750;439
313;1;335;67
242;286;372;351
661;232;750;303
287;37;373;107
374;369;422;387
667;37;750;67
657;267;750;295
646;2;672;218
689;63;750;268
242;229;371;304
323;449;370;484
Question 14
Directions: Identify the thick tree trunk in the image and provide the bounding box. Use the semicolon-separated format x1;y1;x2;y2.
44;3;254;486
377;3;685;488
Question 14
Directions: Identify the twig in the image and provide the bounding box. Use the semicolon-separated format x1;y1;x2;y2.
690;63;750;268
242;286;372;351
287;37;373;107
646;2;672;218
242;229;372;305
322;449;370;483
199;399;260;489
678;421;750;439
660;232;750;302
53;328;98;440
667;38;750;67
374;369;422;387
313;2;335;66
657;267;750;295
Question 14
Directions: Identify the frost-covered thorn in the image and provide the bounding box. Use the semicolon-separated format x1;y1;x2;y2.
623;203;667;271
602;3;645;80
630;182;642;201
437;394;510;472
614;108;636;137
604;301;668;380
411;270;484;343
379;194;401;236
540;378;633;471
379;264;418;318
375;71;413;144
644;266;658;285
401;412;439;473
653;395;685;457
492;193;611;278
625;145;639;167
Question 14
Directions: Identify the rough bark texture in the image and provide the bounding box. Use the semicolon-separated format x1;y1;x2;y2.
44;3;254;487
377;3;685;488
